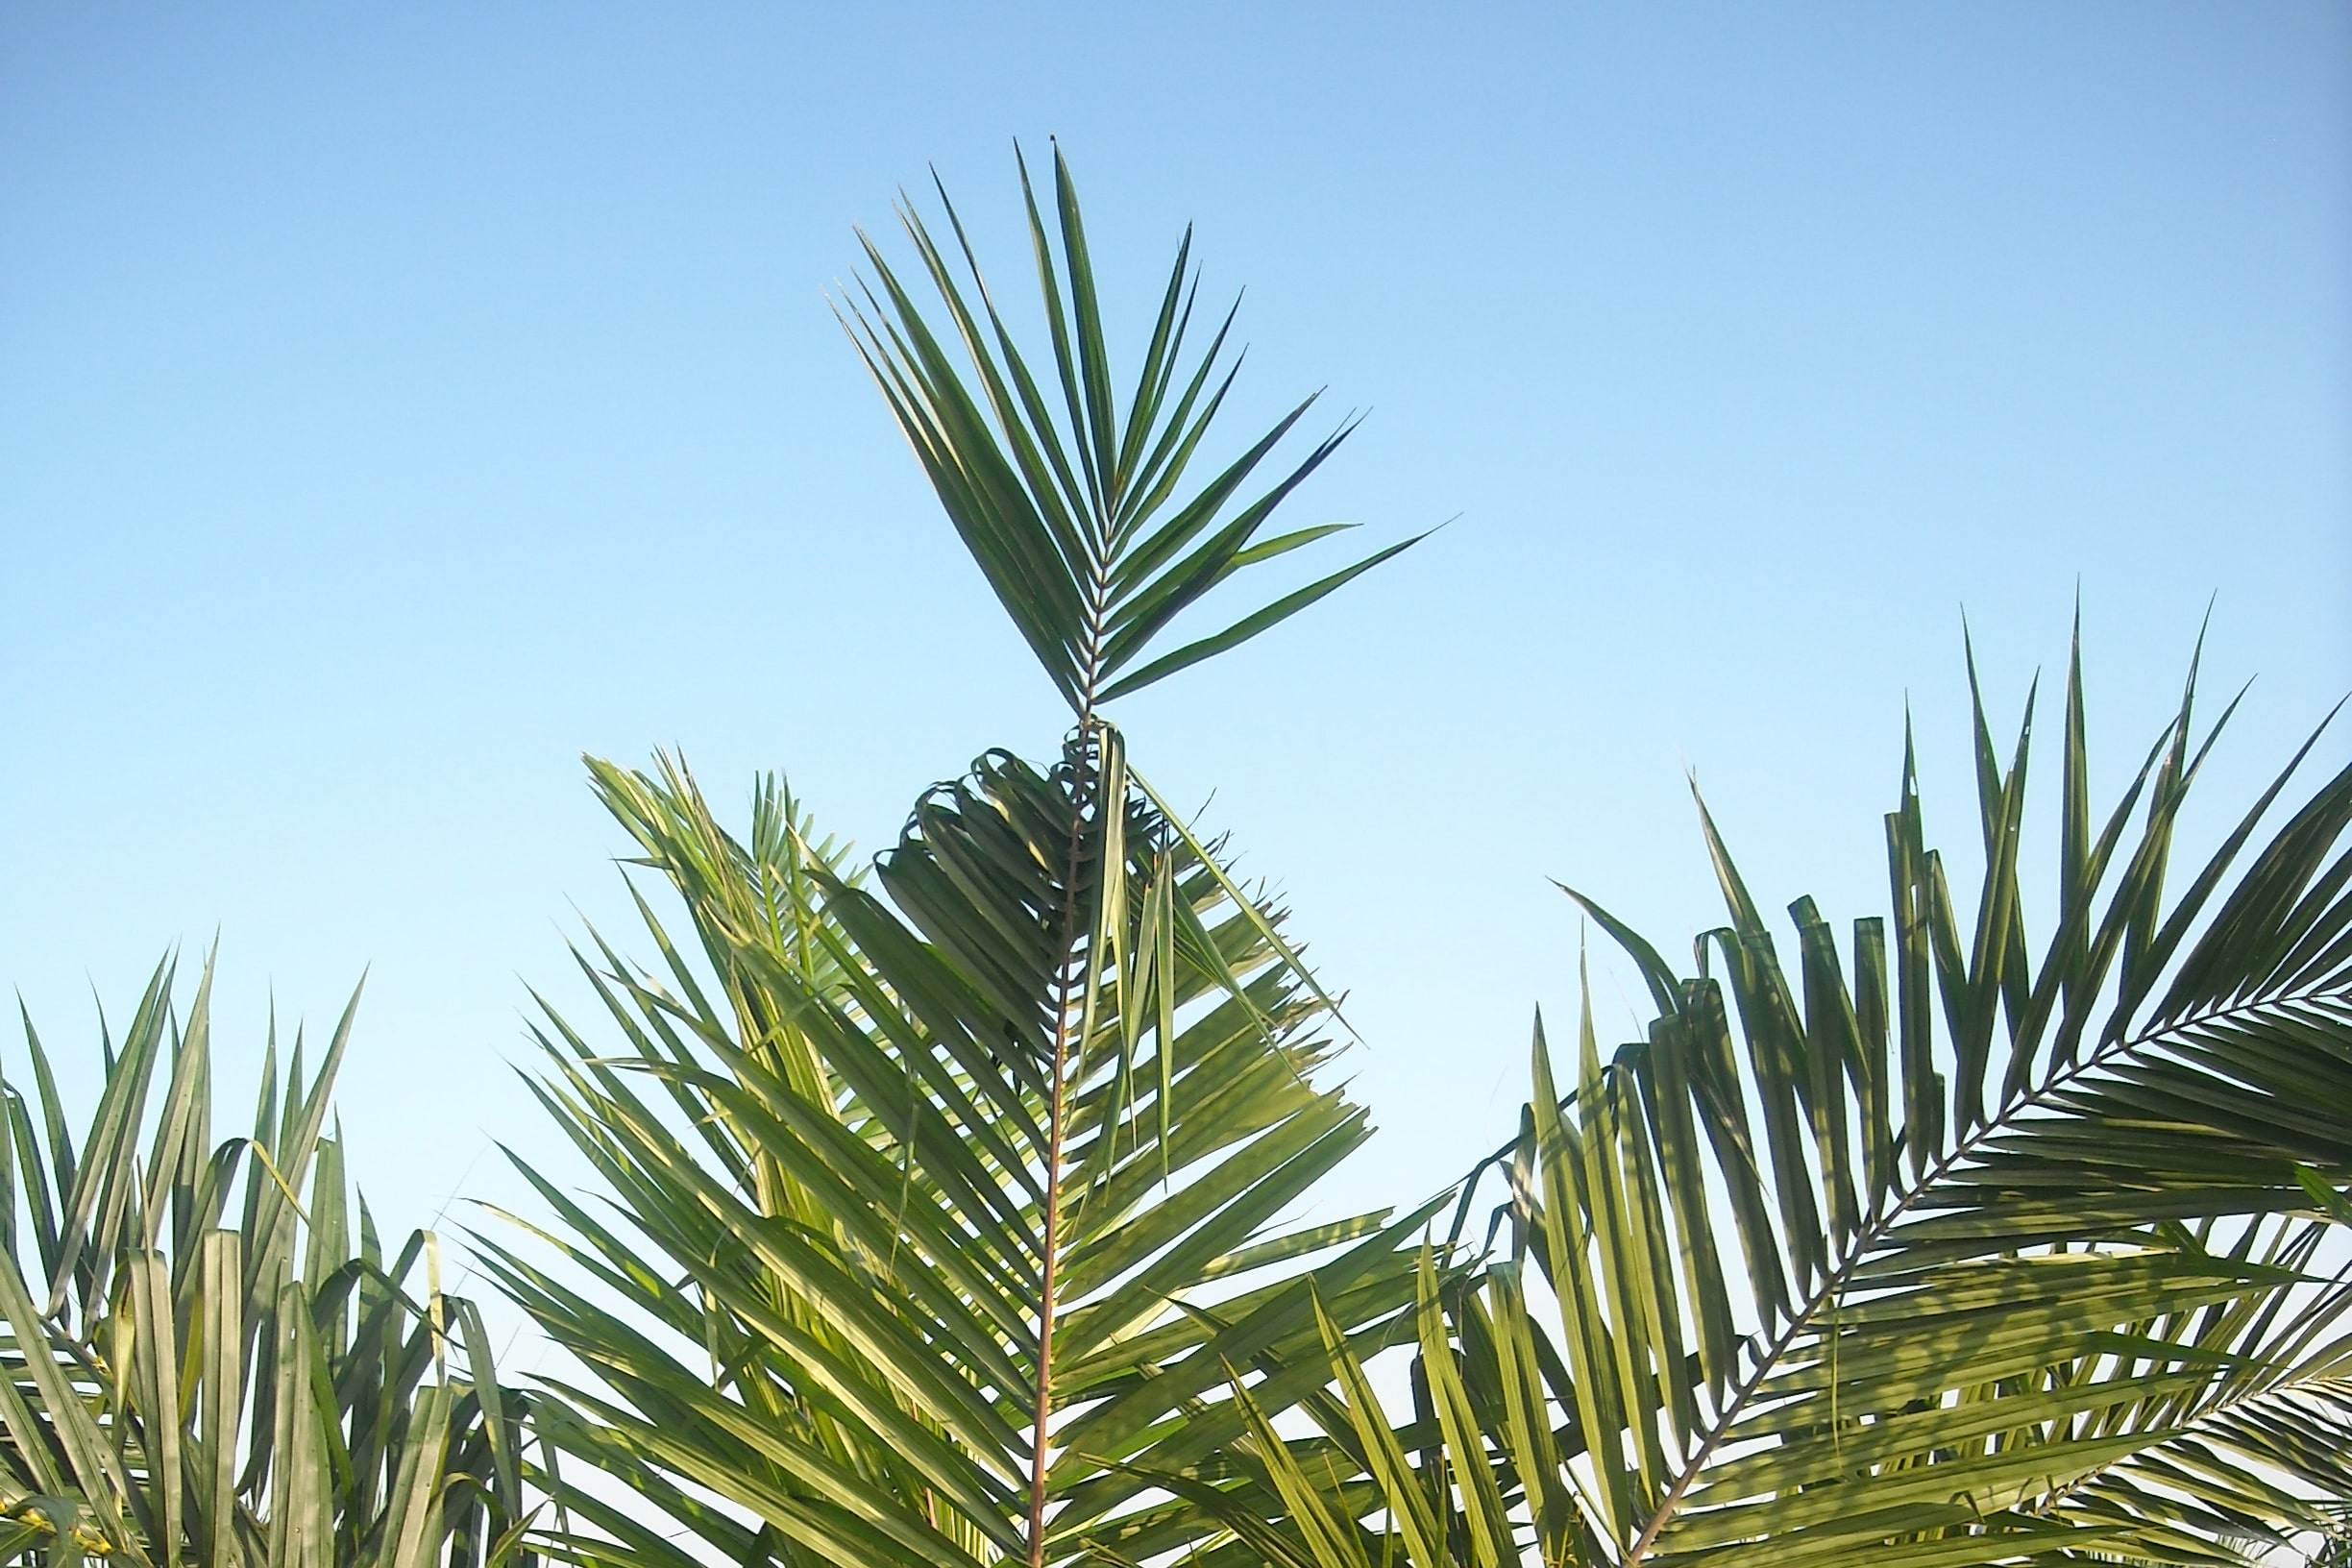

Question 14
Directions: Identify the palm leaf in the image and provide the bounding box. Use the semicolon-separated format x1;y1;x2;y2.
1188;625;2352;1566
838;144;1424;714
487;748;1429;1567
0;952;533;1568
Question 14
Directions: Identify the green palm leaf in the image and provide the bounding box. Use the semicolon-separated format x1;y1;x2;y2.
487;750;1430;1567
1180;625;2352;1567
2029;1212;2352;1562
0;952;531;1568
838;144;1425;714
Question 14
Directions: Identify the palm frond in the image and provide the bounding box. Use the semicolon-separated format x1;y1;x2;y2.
488;747;1428;1567
838;144;1423;713
2034;1213;2352;1562
1186;625;2352;1567
489;153;1434;1568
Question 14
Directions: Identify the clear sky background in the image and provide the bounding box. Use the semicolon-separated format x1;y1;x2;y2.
4;4;2348;1311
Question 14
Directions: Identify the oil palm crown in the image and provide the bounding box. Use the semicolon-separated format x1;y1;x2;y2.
490;150;1433;1568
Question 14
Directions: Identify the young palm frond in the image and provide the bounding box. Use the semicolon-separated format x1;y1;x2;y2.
0;953;530;1568
837;142;1425;716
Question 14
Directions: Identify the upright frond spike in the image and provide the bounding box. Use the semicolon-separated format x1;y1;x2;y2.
847;149;1421;717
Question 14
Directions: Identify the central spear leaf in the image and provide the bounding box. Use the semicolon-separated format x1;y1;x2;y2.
841;144;1424;714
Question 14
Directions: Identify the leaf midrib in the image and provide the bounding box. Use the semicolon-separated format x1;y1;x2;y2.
1025;556;1112;1565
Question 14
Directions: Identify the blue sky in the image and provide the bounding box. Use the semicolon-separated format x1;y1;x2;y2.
3;4;2347;1267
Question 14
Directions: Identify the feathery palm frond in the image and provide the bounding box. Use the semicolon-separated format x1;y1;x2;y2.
838;142;1424;714
2031;1212;2352;1563
487;748;1427;1568
1180;625;2352;1567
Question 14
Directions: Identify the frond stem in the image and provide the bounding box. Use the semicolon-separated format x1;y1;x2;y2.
1027;572;1110;1564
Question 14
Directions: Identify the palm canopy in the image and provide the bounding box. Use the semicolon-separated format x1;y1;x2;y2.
489;151;1433;1568
493;151;2352;1568
1183;629;2352;1568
